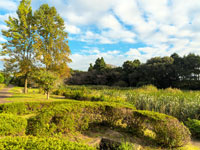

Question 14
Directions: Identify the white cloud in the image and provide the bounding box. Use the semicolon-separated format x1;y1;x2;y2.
65;23;81;34
2;0;200;70
0;0;17;11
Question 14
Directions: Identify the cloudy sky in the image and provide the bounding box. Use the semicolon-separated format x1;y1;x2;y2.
1;0;200;70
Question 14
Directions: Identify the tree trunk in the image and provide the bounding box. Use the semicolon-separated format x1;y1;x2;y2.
47;91;49;100
24;76;28;94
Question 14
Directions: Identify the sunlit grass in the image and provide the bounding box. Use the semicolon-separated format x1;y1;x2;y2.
6;87;65;102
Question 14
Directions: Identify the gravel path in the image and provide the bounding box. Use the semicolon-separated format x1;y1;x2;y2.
0;85;13;104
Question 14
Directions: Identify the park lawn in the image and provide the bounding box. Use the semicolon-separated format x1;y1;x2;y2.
6;87;66;102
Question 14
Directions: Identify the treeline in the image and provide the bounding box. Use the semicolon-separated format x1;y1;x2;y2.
66;53;200;89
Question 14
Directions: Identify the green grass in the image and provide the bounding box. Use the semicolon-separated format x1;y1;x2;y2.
54;85;200;121
6;87;65;102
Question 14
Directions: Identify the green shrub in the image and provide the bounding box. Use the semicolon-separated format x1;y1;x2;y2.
0;101;73;115
118;142;136;150
0;136;96;150
0;74;4;84
185;118;200;138
0;114;27;136
26;103;190;148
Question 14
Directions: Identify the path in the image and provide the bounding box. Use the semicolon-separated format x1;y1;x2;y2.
0;85;13;104
191;139;200;148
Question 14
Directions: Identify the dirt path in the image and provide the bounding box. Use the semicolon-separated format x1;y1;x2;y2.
0;85;13;104
191;139;200;148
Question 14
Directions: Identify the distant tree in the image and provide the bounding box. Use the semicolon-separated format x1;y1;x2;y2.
123;59;141;73
1;0;36;93
34;4;71;77
93;57;107;72
88;63;93;71
33;70;58;100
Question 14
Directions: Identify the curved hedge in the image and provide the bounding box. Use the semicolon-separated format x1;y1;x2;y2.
26;103;191;148
0;114;27;136
0;136;95;150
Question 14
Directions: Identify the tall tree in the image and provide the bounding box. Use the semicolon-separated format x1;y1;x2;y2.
33;4;71;77
93;57;106;72
1;0;35;93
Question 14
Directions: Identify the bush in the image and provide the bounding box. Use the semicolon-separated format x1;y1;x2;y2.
126;111;191;148
185;118;200;138
0;74;4;84
26;103;190;148
0;114;27;136
0;136;96;150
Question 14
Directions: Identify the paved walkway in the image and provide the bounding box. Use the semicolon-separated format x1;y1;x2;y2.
0;85;13;104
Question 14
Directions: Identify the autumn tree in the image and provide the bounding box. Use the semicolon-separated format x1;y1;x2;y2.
1;0;36;93
33;4;71;78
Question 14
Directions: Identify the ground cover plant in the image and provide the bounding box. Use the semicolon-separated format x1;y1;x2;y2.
54;85;200;122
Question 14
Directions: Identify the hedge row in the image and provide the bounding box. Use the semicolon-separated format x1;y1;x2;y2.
0;114;27;136
0;136;95;150
0;101;134;115
26;103;190;148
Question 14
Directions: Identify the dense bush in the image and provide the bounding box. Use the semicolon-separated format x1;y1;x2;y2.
0;136;95;150
26;103;190;148
0;101;74;115
128;111;191;147
185;119;200;138
0;114;27;136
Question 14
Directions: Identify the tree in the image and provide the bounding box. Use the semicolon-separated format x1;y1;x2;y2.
33;4;71;77
33;70;58;100
1;0;36;93
88;63;93;71
93;57;107;72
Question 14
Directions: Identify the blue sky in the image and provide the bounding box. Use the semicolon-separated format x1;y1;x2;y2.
1;0;200;70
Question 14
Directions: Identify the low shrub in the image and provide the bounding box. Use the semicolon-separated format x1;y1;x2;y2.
0;114;27;136
26;103;190;148
118;110;191;148
0;136;95;150
0;101;73;115
185;118;200;138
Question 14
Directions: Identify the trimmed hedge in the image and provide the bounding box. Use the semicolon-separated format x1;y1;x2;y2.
0;101;134;115
26;103;190;148
0;114;27;136
0;136;95;150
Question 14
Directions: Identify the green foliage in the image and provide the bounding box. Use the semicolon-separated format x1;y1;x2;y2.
23;101;190;148
185;118;200;138
118;142;136;150
34;4;71;77
54;85;200;122
0;114;27;136
68;53;200;90
33;70;58;99
1;0;36;93
0;74;4;83
93;57;107;72
0;136;96;150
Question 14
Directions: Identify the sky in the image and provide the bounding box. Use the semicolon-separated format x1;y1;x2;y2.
1;0;200;70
